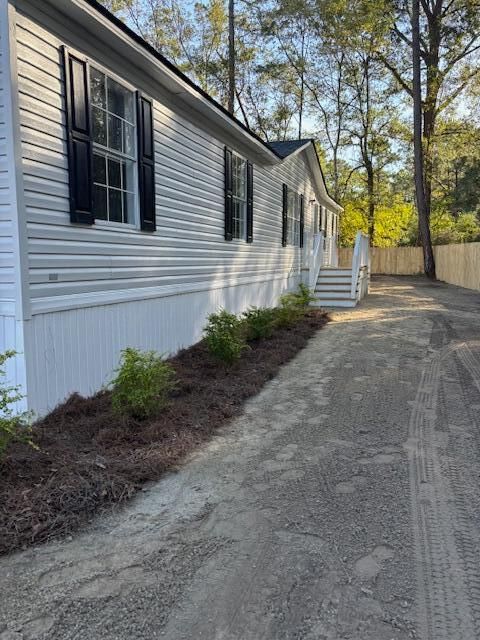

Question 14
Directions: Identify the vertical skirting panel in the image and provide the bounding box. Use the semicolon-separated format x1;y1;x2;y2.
25;276;300;415
0;314;27;412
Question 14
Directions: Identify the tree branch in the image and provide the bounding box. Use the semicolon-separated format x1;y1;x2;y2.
375;53;414;98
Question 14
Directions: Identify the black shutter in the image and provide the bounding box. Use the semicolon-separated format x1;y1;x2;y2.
246;161;253;243
62;47;93;224
299;194;304;248
282;183;288;247
224;147;233;241
137;93;156;231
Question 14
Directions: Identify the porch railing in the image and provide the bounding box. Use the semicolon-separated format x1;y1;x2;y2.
309;233;325;290
351;231;370;300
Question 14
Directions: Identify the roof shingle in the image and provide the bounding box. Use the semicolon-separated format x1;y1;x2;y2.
266;139;312;158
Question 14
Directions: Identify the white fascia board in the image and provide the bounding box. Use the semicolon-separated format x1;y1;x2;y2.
304;145;343;213
33;0;280;166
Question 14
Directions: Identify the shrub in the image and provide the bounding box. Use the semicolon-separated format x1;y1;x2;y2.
275;284;313;328
110;347;177;419
273;301;304;328
0;350;35;459
297;283;316;307
242;306;277;341
204;309;246;364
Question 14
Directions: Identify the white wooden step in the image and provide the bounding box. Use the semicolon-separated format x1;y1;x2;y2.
319;269;352;277
315;283;351;292
313;290;356;300
317;275;352;287
311;298;357;308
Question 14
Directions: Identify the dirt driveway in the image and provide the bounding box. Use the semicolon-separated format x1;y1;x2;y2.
2;276;480;640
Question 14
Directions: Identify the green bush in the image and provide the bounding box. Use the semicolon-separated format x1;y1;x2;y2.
297;283;316;307
275;284;313;328
110;347;177;419
273;301;304;328
0;350;35;459
242;306;277;341
204;309;246;364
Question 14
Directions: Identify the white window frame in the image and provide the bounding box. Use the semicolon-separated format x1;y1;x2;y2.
287;190;301;246
231;151;247;241
313;203;320;234
89;63;139;229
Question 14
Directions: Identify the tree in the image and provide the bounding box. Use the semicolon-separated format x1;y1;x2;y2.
228;0;235;112
411;0;435;275
375;0;480;275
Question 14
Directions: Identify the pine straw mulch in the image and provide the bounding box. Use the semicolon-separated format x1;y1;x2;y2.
0;309;329;556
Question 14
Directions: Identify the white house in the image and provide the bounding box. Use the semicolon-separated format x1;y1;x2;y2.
0;0;366;416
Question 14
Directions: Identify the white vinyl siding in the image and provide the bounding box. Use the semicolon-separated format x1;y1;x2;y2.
13;7;330;317
0;3;15;309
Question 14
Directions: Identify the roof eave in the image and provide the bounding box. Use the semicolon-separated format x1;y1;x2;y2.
304;143;343;213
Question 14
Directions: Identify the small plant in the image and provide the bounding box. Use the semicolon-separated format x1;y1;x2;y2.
273;300;304;328
297;282;316;307
110;347;177;419
275;284;313;328
242;306;277;341
204;309;246;364
0;350;35;459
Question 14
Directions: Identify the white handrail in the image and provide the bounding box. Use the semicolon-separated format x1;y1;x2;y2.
351;231;370;299
309;233;325;290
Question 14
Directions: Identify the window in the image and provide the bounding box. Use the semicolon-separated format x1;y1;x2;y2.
90;68;136;224
287;190;301;246
232;152;247;239
313;203;320;234
224;147;253;242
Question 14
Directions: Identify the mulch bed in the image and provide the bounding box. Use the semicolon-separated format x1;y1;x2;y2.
0;310;329;556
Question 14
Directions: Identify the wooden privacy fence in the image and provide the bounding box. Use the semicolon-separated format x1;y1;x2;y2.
339;246;424;275
339;242;480;292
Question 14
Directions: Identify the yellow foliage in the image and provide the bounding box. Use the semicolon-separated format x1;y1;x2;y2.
373;199;415;247
340;196;414;247
339;200;368;246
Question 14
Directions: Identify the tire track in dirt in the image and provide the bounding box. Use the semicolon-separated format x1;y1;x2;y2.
407;339;480;640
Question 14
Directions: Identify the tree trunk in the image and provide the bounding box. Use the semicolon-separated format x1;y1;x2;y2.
366;163;375;243
412;0;436;279
298;31;305;139
227;0;235;114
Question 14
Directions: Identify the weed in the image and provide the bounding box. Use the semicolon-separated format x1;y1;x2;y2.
0;351;35;459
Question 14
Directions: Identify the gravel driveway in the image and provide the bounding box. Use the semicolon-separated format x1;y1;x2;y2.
2;276;480;640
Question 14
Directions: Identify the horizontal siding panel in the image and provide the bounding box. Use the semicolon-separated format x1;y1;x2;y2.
18;92;65;126
16;40;63;80
25;191;69;212
18;75;64;111
29;267;296;298
29;250;293;268
21;126;68;154
154;101;224;153
24;175;69;200
29;264;293;286
20;108;66;139
0;17;16;303
17;59;63;94
16;15;63;60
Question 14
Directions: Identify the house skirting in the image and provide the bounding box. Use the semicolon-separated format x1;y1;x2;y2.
6;274;300;416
